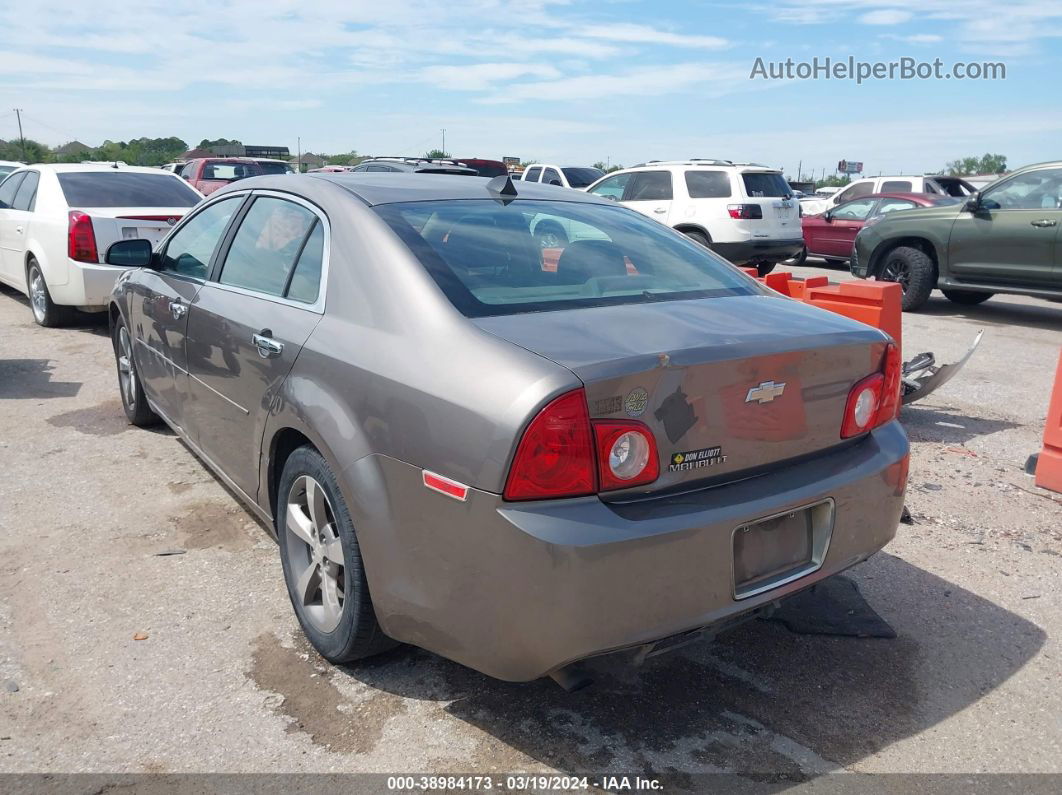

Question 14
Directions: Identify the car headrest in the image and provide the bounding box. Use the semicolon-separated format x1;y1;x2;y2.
555;239;627;284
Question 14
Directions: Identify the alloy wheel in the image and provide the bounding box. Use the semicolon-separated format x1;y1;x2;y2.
284;475;345;633
29;267;47;324
881;259;910;293
117;326;137;409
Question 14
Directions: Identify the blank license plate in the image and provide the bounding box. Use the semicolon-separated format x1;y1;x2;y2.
733;507;814;594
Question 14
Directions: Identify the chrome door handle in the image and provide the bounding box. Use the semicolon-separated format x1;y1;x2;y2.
170;301;187;320
15;225;23;234
653;208;667;214
252;332;283;358
1030;219;1057;228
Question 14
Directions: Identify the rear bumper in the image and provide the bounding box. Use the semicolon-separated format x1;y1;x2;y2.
350;421;909;681
49;261;128;309
712;238;804;265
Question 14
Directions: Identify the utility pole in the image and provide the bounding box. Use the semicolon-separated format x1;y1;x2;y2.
797;159;802;181
441;129;446;155
13;108;26;162
297;136;301;173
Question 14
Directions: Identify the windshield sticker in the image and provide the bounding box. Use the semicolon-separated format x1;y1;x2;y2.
669;446;727;472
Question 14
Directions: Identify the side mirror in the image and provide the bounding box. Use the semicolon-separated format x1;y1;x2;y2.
106;239;154;268
823;210;833;222
548;179;562;186
964;193;981;212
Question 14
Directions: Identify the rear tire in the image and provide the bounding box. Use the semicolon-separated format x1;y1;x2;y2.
27;259;74;328
879;245;936;312
277;446;396;664
942;289;993;306
755;261;776;277
823;257;846;267
682;229;710;248
113;317;159;427
785;246;807;266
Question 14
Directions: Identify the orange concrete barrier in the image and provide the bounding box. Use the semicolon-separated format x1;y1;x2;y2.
761;271;830;300
1034;350;1062;493
802;280;903;352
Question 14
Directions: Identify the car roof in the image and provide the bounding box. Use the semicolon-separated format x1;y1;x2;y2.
19;163;182;175
231;173;614;207
861;192;953;203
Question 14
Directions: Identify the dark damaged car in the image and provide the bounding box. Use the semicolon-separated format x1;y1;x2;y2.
105;173;909;683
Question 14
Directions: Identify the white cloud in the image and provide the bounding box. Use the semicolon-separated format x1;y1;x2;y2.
581;23;729;49
420;63;563;91
860;9;913;25
899;34;944;43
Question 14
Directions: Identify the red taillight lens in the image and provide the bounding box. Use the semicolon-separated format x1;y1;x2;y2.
841;343;902;438
503;390;596;500
727;203;764;219
592;420;659;491
67;211;98;263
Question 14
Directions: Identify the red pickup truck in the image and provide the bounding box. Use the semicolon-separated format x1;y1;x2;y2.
179;158;264;195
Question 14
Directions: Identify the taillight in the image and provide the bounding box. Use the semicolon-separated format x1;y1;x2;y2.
727;204;763;219
67;211;98;263
592;420;659;491
841;343;902;438
503;390;596;500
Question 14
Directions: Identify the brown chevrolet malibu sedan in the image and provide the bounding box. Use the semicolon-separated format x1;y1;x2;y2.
106;173;909;682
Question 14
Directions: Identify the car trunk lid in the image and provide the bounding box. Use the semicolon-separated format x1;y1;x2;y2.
474;294;889;495
83;207;187;261
737;169;800;242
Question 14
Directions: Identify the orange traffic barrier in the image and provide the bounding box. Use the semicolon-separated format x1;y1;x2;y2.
761;271;830;300
802;280;903;352
1034;350;1062;494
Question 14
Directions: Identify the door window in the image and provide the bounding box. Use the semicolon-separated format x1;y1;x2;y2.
981;169;1062;210
218;197;318;297
522;167;542;183
684;170;731;198
587;172;632;201
0;172;26;209
835;181;874;203
880;180;913;192
159;196;242;279
285;222;325;304
542;168;563;186
874;199;917;216
832;199;877;221
11;171;39;211
626;171;673;201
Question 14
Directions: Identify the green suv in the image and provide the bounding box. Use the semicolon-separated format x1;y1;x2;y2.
851;161;1062;311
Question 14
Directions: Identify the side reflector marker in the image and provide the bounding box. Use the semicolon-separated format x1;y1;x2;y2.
422;470;469;501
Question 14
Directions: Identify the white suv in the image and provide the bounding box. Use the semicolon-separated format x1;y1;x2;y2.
0;164;202;326
520;164;605;190
585;160;802;274
800;174;977;215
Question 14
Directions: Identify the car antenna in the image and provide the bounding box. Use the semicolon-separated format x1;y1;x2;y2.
486;174;518;204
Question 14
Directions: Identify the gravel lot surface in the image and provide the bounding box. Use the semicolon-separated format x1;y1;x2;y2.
0;263;1059;783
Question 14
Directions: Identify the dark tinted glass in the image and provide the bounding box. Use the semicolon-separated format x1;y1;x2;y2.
219;197;316;296
522;167;542;182
561;167;605;188
257;161;293;175
542;168;562;185
0;172;26;208
880;180;912;192
12;171;39;211
465;163;507;177
286;222;324;304
58;172;200;207
627;171;672;201
0;165;16;178
684;170;731;198
741;173;791;197
201;162;259;181
373;199;757;317
160;196;242;278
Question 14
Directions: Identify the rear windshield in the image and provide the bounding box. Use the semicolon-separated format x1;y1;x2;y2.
741;172;792;198
562;167;605;188
57;172;201;208
464;163;508;178
373;199;758;317
256;161;293;175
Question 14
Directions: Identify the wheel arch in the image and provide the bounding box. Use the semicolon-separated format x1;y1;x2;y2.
868;235;940;279
672;223;712;242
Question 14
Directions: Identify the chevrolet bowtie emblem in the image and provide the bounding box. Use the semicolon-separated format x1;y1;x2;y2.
745;380;786;404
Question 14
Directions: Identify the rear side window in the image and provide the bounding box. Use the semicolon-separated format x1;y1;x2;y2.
0;172;26;208
562;167;605;188
880;180;912;192
201;162;258;181
58;172;200;208
684;170;731;198
218;197;318;297
12;171;39;211
286;222;325;304
875;199;917;215
522;167;542;183
627;171;672;201
741;172;791;198
587;172;632;201
542;168;563;186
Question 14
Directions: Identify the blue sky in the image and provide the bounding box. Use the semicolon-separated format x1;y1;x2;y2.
1;0;1060;176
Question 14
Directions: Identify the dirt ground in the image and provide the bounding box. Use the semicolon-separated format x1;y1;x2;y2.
0;264;1059;784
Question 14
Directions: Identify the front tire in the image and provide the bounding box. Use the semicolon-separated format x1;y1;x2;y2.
682;229;710;248
943;289;993;306
823;257;846;267
277;447;395;664
879;245;936;312
113;318;159;426
27;259;73;328
785;246;808;266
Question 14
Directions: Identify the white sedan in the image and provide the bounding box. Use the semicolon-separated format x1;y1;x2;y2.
0;163;203;326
